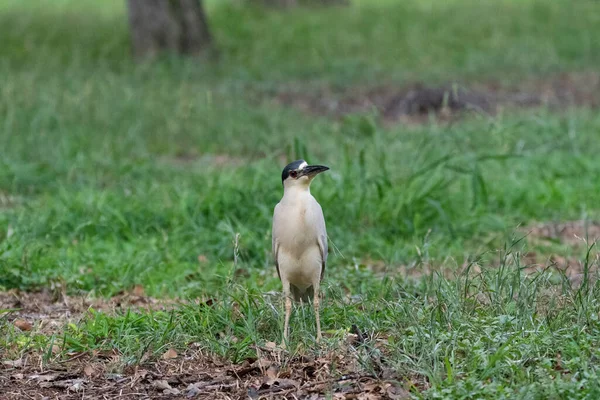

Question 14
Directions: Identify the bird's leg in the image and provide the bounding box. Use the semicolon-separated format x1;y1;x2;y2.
313;283;322;343
282;281;292;346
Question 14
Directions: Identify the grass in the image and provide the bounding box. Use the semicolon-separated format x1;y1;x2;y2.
1;0;600;398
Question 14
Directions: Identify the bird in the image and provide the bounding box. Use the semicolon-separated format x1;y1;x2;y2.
272;159;329;344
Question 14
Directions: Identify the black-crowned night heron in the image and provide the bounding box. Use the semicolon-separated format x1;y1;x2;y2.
272;159;329;344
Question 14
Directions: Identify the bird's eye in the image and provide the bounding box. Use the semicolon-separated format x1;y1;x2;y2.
290;170;298;179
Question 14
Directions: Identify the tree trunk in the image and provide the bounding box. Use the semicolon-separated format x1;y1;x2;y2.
127;0;213;59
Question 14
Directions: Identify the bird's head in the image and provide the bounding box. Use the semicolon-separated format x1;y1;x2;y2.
281;159;329;189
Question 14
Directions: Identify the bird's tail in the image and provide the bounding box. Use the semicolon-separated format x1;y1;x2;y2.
290;284;314;303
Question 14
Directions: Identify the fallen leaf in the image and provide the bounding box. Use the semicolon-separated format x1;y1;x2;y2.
83;365;95;377
252;358;272;371
134;369;148;380
259;378;299;392
13;319;32;331
51;345;61;354
153;380;172;390
136;350;150;364
164;388;180;395
68;380;84;392
162;348;178;360
94;348;120;359
555;353;563;371
232;301;242;322
132;284;145;296
386;383;411;400
264;341;277;351
30;374;58;382
3;359;23;368
186;384;201;397
346;333;359;346
265;365;279;380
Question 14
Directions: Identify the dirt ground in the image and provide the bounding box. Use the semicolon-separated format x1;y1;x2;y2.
1;220;598;399
359;220;599;284
0;351;409;399
272;72;600;125
0;290;414;399
0;347;411;399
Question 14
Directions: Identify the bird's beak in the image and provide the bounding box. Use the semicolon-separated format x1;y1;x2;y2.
301;165;329;177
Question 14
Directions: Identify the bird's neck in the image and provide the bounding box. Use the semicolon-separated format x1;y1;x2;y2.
283;184;311;199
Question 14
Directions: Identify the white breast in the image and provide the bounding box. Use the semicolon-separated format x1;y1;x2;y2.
275;193;322;259
272;183;328;290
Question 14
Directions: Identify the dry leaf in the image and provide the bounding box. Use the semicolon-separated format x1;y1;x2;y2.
51;345;61;354
346;333;359;346
13;319;32;331
69;381;84;392
162;348;178;360
264;341;277;350
30;374;58;382
139;351;152;364
134;369;148;380
3;359;23;368
132;284;145;296
153;380;172;390
265;365;279;380
186;384;201;398
83;365;95;377
263;378;299;390
232;302;242;322
252;358;272;371
387;384;411;400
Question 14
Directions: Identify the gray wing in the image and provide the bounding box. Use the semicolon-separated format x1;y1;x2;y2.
272;203;282;279
314;201;328;280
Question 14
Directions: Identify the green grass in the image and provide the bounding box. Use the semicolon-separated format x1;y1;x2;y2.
2;0;600;398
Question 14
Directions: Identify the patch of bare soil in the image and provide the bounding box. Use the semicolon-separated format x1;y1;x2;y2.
0;288;179;337
274;71;600;125
355;220;600;285
518;220;600;286
523;220;600;247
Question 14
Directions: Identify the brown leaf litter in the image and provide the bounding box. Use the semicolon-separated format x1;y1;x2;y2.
272;71;600;125
0;288;417;399
0;332;415;399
